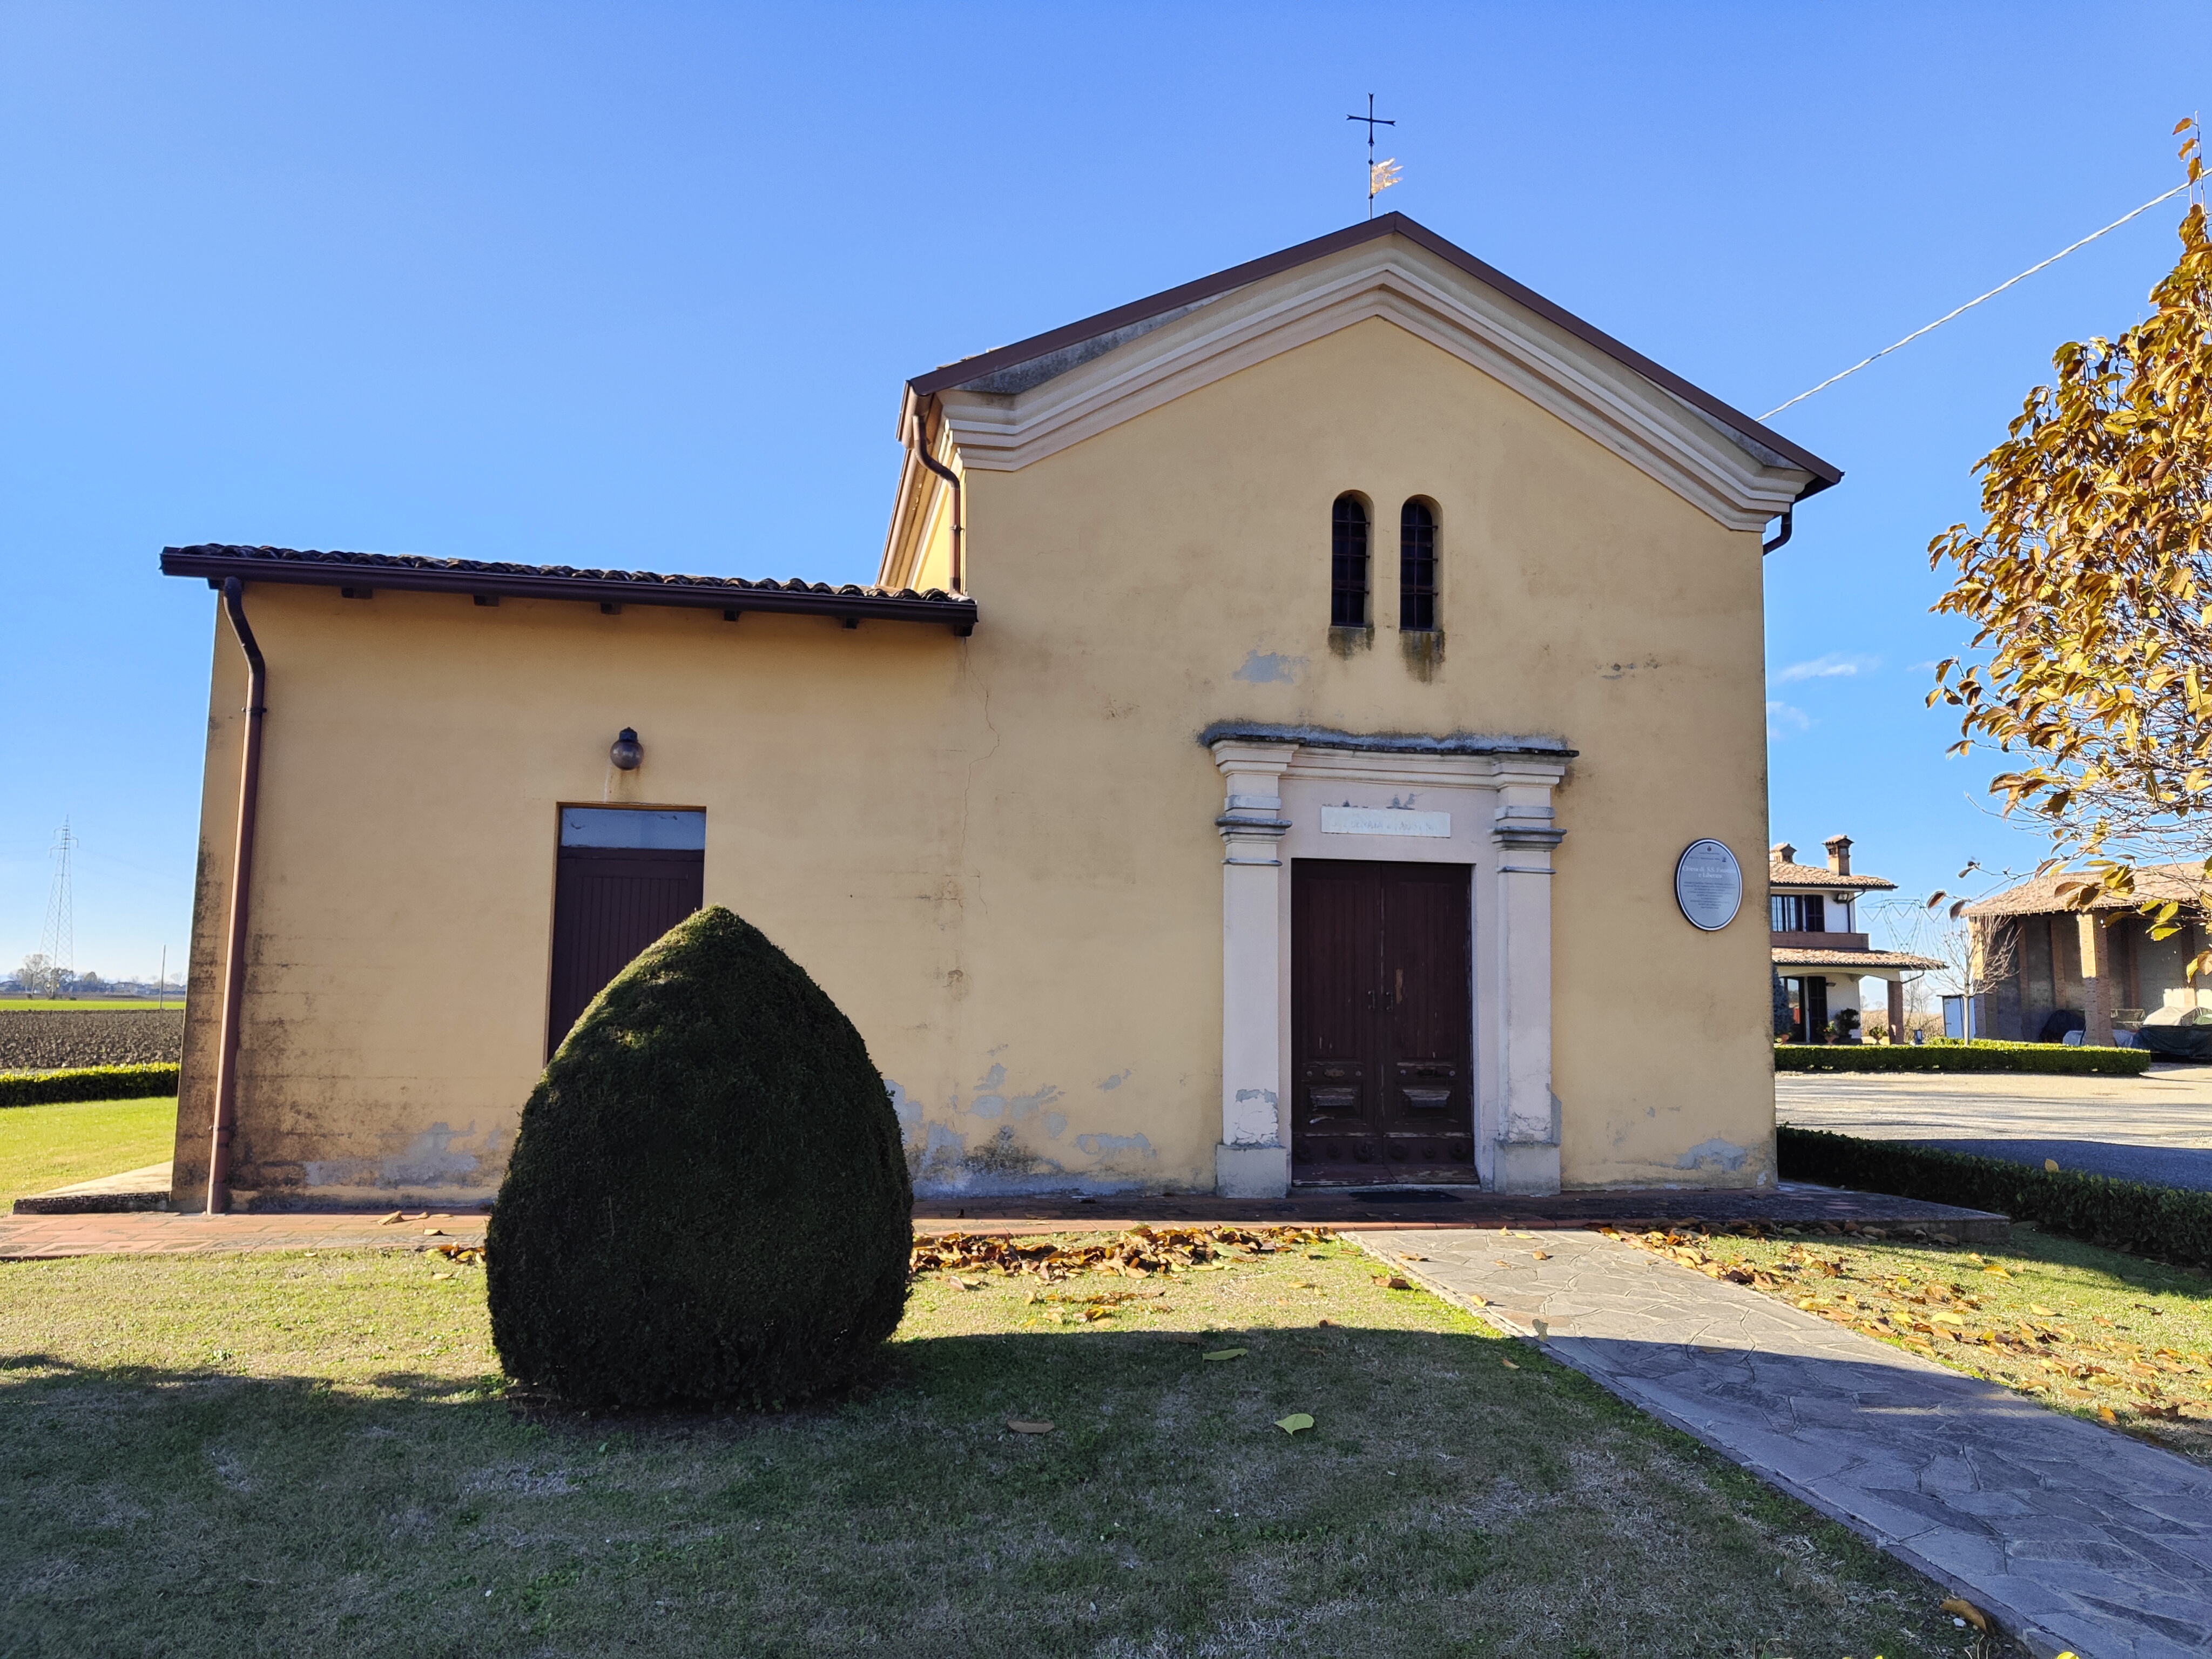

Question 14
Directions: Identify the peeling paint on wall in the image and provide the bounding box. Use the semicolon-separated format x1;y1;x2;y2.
1075;1131;1155;1160
896;1061;1160;1195
1226;1087;1279;1147
299;1120;502;1191
1097;1069;1131;1091
1232;650;1306;685
1673;1137;1750;1173
1007;1083;1061;1120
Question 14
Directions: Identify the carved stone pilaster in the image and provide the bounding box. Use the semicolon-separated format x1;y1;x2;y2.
1492;799;1564;1195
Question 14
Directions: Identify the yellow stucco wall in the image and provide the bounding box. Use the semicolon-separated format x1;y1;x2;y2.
173;311;1777;1209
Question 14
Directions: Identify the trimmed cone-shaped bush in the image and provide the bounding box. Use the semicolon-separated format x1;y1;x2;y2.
487;906;911;1407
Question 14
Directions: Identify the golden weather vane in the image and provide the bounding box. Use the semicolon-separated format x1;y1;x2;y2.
1346;93;1400;218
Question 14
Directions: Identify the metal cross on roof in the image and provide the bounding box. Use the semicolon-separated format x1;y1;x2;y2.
1345;93;1398;219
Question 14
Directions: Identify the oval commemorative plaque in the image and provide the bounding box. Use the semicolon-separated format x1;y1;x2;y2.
1675;839;1742;931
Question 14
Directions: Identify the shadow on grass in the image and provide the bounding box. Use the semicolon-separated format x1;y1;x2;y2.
0;1324;1998;1659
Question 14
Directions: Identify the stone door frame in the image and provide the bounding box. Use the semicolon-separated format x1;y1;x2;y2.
1209;728;1569;1198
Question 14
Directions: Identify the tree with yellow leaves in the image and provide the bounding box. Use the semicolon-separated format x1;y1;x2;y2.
1931;123;2212;969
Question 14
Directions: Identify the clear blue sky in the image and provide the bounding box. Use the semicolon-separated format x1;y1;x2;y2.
4;2;2208;979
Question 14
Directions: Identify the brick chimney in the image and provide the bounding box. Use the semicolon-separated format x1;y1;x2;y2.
1823;834;1852;876
1771;842;1795;866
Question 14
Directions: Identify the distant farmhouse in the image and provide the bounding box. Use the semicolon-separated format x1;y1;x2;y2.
1769;837;1941;1041
161;213;1839;1212
1965;867;2208;1047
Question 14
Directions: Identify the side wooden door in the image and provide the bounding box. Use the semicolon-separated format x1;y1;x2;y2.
546;809;706;1054
1291;859;1474;1182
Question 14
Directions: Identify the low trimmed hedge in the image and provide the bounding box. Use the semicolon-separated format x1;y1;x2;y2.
0;1063;180;1108
1775;1038;2150;1076
1778;1125;2212;1268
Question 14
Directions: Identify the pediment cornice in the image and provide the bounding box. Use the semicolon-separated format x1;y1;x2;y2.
934;238;1814;532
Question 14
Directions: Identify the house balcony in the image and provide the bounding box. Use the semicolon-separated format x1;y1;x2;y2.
1770;930;1870;953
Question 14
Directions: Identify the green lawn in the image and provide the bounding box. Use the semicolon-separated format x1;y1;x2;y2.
1616;1222;2212;1463
0;1233;1998;1658
0;1096;177;1209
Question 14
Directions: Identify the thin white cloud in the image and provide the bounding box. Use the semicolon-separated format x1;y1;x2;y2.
1766;701;1812;739
1775;652;1879;684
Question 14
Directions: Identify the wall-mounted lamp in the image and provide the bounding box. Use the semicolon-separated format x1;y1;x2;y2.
609;727;644;771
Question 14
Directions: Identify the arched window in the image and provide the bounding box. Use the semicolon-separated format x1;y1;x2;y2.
1331;496;1369;628
1400;500;1436;631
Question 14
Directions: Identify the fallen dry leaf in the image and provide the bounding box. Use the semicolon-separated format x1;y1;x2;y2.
430;1271;455;1282
376;1211;403;1226
1500;1358;1520;1370
1004;1419;1054;1435
1202;1348;1247;1362
1531;1251;1552;1262
909;1224;1335;1285
422;1228;445;1237
2045;1158;2061;1172
2098;1405;2121;1426
949;1276;981;1291
1940;1596;1990;1633
1274;1412;1315;1435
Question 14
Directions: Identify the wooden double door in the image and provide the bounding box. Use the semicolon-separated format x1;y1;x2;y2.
1291;859;1475;1183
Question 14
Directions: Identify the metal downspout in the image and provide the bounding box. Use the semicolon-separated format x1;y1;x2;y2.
1762;503;1794;555
912;402;965;594
207;576;266;1215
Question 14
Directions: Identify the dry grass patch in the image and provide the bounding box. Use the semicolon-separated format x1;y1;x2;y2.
0;1231;2011;1657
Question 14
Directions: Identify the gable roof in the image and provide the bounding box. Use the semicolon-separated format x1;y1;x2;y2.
1963;865;2209;918
161;544;977;633
905;214;1840;512
1767;859;1894;894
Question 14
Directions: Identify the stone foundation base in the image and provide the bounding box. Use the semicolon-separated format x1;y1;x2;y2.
1491;1141;1561;1196
1215;1143;1290;1199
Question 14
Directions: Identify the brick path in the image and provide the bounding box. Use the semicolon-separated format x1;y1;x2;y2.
0;1183;2006;1259
1369;1226;2212;1659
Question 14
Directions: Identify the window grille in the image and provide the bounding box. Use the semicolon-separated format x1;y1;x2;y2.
1331;497;1368;628
1400;501;1436;631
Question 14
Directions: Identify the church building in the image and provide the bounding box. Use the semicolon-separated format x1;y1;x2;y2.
163;213;1840;1211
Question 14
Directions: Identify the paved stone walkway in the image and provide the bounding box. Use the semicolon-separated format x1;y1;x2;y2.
1365;1227;2212;1659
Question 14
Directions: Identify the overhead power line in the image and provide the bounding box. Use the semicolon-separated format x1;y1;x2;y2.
1760;178;2197;421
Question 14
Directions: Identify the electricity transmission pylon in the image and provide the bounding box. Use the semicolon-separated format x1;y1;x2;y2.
38;820;73;997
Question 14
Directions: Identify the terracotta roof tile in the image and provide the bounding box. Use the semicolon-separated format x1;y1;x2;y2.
1766;860;1894;892
1963;865;2210;918
160;544;977;633
1772;947;1945;970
